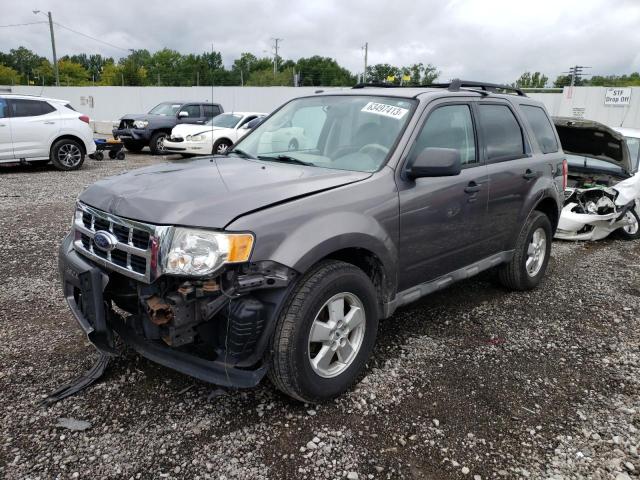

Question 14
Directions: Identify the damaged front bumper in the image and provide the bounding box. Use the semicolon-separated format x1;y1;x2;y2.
555;173;640;241
58;234;295;388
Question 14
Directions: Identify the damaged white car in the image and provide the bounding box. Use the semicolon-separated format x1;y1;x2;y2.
553;118;640;241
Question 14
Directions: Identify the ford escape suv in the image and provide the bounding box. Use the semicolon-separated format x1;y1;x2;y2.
59;80;565;402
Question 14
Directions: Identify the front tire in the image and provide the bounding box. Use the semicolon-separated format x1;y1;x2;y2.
498;211;552;290
617;209;640;240
123;140;144;153
268;260;379;402
212;138;232;155
149;132;168;155
50;139;85;171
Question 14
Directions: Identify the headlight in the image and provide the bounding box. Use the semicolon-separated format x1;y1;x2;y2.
164;228;254;276
133;120;149;129
186;134;205;142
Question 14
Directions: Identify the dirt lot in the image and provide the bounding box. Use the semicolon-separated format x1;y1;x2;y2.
1;153;639;480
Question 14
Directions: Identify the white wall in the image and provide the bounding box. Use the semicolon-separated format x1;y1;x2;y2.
1;86;344;132
5;85;637;133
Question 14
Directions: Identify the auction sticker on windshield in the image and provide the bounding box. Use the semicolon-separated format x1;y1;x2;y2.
361;102;409;119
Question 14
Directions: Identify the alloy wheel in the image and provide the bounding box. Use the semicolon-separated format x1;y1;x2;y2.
623;211;639;235
308;292;366;378
526;227;547;277
57;144;82;168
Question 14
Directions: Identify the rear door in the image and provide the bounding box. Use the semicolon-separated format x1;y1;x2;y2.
397;100;490;290
9;98;60;159
0;98;12;160
478;101;541;251
203;104;222;120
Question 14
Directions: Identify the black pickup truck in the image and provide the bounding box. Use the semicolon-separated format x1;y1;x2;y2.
113;101;224;154
60;81;564;402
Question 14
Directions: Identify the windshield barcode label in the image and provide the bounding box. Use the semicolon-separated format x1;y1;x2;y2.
361;102;409;119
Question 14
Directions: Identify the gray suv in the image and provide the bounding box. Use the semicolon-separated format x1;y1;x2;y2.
58;81;565;402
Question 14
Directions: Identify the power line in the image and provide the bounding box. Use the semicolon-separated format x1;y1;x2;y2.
53;21;129;52
0;21;47;28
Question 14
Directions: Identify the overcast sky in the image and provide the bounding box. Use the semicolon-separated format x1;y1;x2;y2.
2;0;640;84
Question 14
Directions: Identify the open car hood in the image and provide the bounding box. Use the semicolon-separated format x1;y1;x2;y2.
553;117;632;175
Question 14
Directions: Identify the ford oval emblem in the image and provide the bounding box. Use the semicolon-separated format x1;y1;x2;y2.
93;230;118;252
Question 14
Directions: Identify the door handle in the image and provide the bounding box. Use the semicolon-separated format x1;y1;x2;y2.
464;182;482;194
523;169;537;180
44;121;55;124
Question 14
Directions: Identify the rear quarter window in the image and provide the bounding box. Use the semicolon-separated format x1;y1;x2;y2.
520;105;558;154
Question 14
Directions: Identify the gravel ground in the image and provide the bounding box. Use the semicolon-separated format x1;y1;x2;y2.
0;153;639;480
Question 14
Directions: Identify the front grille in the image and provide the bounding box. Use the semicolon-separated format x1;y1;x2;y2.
170;136;184;142
119;119;134;129
73;203;164;283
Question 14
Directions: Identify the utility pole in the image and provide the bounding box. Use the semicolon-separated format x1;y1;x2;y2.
196;71;199;87
33;10;59;86
564;65;591;87
272;38;283;77
362;42;368;83
47;12;59;86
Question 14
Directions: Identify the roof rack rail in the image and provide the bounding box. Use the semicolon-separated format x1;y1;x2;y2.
351;79;527;97
431;79;527;97
352;82;397;89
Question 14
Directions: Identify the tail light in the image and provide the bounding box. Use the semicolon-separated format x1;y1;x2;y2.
79;115;90;124
561;158;568;190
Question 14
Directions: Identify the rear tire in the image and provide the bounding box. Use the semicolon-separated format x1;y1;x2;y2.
149;132;168;155
497;211;552;291
617;209;640;240
50;138;85;171
268;260;379;402
123;140;144;153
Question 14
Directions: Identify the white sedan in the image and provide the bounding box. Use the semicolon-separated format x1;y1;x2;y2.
164;112;266;156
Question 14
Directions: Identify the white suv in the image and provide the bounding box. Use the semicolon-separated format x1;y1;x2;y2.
0;94;96;171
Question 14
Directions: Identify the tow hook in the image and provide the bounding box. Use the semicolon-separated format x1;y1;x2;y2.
145;295;174;325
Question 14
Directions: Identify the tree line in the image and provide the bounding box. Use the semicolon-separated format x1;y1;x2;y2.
0;46;441;87
2;46;640;88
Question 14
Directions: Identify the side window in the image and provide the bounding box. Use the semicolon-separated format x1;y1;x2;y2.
477;104;525;162
0;98;7;118
520;105;558;154
180;104;201;118
10;99;55;117
203;105;220;117
411;104;477;166
238;115;257;127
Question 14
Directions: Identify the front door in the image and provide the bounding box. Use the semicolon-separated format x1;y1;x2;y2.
397;101;490;291
0;98;12;160
178;104;205;124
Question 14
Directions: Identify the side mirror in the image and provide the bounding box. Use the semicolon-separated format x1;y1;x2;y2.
408;147;462;178
178;111;189;118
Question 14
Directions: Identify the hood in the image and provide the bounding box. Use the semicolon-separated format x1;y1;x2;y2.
553;117;632;174
78;157;371;228
171;123;225;137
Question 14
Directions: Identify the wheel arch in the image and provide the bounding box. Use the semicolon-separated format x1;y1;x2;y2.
50;134;87;156
533;195;561;234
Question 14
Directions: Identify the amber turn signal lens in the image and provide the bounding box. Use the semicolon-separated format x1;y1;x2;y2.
227;234;254;262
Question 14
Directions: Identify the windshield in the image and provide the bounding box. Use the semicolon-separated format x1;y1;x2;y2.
233;95;417;172
149;102;182;116
625;136;640;172
206;113;243;128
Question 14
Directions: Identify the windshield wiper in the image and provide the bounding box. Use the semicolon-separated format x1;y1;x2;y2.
257;155;315;167
228;148;256;159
